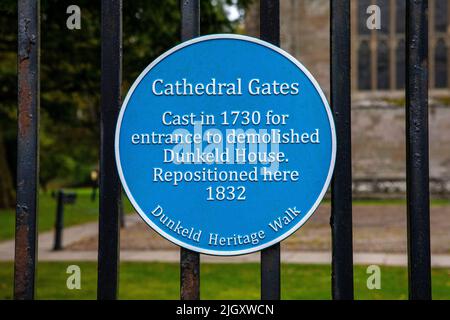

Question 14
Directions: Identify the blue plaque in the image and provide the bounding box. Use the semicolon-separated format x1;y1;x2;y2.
115;34;336;255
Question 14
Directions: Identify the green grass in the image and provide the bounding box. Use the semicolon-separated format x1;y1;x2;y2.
0;262;448;300
0;188;134;241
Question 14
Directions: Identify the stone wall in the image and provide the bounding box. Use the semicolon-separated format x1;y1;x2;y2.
351;101;450;197
352;101;450;177
244;0;450;196
245;0;330;94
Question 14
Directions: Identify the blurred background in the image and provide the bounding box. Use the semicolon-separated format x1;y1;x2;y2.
0;0;448;300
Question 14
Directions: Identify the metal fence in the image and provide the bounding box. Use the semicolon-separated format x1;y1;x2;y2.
14;0;432;300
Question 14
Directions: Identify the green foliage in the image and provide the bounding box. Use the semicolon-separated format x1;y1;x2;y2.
0;0;252;190
0;0;17;135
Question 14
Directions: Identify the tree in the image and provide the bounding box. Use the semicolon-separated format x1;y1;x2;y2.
0;0;17;208
0;0;252;208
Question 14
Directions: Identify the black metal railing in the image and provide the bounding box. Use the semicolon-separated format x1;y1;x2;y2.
260;0;281;301
13;0;432;300
97;0;122;300
330;0;354;300
180;0;201;301
405;0;432;300
15;0;40;300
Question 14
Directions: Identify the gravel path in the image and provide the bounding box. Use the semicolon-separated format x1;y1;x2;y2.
68;204;450;254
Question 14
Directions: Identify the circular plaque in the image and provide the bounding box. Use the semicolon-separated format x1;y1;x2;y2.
115;34;336;255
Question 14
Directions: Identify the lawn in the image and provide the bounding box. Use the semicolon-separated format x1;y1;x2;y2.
0;262;448;300
0;188;134;241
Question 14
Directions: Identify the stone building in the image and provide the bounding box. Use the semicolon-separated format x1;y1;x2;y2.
245;0;450;197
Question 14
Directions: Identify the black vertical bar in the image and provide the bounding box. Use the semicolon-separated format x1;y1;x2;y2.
180;0;200;301
14;0;40;300
260;0;280;301
181;0;200;42
260;0;279;44
260;243;280;300
119;192;125;228
330;0;354;300
53;190;64;251
405;0;431;300
98;0;122;300
180;247;200;300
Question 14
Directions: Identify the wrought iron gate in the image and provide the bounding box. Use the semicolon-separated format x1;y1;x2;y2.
14;0;432;300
